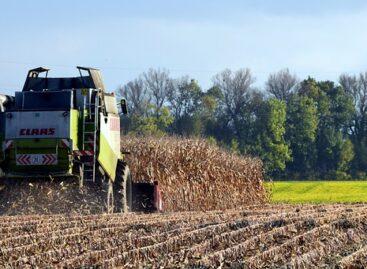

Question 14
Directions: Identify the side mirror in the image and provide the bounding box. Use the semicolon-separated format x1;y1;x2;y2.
120;99;128;115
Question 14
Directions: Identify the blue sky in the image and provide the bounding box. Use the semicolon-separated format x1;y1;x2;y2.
1;0;367;95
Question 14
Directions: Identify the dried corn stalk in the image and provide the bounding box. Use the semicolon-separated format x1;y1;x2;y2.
122;136;267;211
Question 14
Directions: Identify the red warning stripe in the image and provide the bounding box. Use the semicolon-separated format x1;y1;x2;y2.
3;140;13;151
73;150;94;156
109;117;120;131
60;139;71;148
42;154;57;165
17;155;31;165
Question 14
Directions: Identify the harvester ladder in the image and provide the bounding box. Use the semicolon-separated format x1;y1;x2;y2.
81;89;100;182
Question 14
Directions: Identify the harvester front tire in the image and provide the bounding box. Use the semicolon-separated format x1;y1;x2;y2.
114;161;132;213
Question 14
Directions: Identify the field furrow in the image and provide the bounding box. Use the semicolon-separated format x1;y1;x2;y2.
0;204;366;268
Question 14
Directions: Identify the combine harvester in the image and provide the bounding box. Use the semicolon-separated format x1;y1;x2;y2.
0;67;162;213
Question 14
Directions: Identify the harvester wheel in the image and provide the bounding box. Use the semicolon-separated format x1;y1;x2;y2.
114;160;132;213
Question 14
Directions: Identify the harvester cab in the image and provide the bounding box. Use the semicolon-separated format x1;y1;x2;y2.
0;67;162;213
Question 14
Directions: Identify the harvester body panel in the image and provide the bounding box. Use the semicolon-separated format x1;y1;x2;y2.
2;108;79;176
97;94;121;180
5;111;71;139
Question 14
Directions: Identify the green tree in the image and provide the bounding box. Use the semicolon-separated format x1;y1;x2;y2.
298;78;354;178
254;99;291;176
335;139;354;179
339;73;367;177
286;95;318;177
129;105;173;136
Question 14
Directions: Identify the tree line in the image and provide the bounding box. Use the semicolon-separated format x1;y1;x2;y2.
117;68;367;180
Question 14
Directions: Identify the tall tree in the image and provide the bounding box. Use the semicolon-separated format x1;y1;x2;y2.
119;77;148;116
298;78;354;178
167;77;203;136
339;73;367;176
254;99;291;176
266;68;298;102
169;77;202;116
143;68;172;118
212;68;255;144
200;86;225;140
286;95;318;177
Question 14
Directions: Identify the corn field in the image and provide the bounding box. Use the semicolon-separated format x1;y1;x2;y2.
122;136;267;211
1;137;366;267
0;204;366;268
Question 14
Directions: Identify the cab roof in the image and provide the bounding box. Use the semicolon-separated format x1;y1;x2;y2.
22;66;105;92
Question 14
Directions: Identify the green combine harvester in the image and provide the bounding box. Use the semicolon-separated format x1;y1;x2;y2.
0;67;162;213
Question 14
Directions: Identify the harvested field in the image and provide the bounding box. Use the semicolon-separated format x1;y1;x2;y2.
0;180;106;215
1;204;367;268
122;136;266;211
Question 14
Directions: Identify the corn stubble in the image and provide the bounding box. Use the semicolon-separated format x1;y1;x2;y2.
122;136;266;211
0;204;366;268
